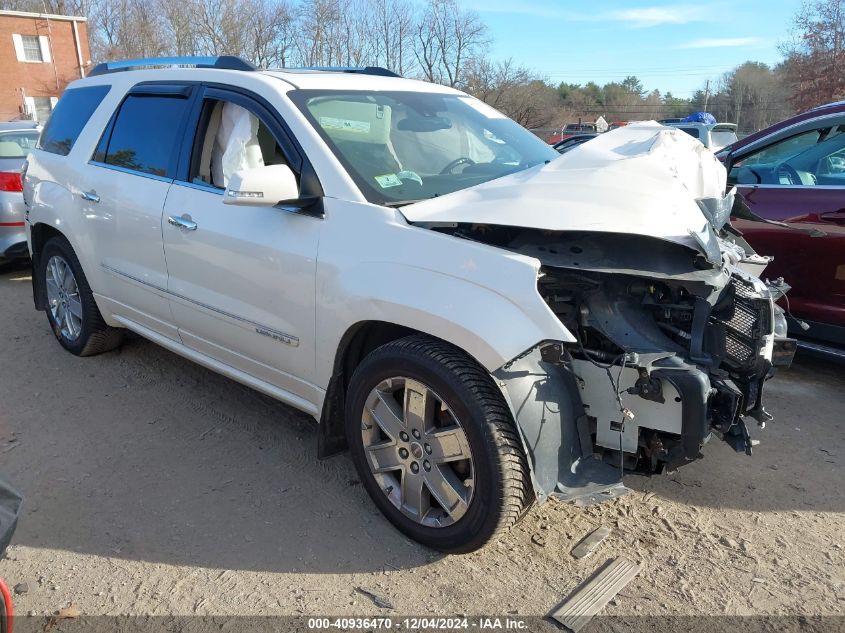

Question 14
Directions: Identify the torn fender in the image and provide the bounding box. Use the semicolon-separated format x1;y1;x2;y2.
493;347;626;505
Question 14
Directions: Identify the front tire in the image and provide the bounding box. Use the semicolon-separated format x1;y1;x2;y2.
345;335;532;553
41;236;123;356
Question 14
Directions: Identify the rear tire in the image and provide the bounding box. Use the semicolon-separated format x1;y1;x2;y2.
345;335;533;553
40;236;123;356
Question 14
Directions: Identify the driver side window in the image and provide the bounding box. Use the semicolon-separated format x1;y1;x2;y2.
190;98;289;190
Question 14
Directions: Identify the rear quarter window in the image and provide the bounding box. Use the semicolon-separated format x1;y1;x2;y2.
38;85;110;156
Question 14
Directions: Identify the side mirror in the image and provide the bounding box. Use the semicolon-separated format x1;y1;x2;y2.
223;164;298;207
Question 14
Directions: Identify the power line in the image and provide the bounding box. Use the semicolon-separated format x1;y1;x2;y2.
542;66;738;76
540;64;738;72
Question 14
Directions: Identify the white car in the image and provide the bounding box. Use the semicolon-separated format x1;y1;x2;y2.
665;121;740;152
23;57;794;552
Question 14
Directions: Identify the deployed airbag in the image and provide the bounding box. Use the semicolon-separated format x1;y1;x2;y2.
212;102;264;187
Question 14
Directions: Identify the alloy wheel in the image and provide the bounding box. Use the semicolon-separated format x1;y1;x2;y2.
361;377;475;528
45;255;83;341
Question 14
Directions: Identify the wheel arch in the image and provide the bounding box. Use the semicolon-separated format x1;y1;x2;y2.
318;319;510;459
318;320;427;458
30;222;68;310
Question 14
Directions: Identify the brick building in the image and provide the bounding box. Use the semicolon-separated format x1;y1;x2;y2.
0;10;89;123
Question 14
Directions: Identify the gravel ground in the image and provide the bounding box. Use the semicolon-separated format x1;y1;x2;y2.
0;261;843;630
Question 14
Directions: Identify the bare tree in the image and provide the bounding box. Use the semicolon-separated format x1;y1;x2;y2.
156;0;198;56
698;62;791;133
297;0;343;66
462;58;558;128
192;0;246;57
241;0;297;67
414;0;487;87
0;0;89;14
88;0;167;59
11;0;807;137
367;0;415;75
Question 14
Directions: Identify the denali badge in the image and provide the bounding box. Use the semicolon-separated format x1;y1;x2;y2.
255;327;298;347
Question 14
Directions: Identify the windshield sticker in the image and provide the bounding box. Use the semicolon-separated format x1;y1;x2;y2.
319;116;371;134
374;173;403;188
458;97;507;119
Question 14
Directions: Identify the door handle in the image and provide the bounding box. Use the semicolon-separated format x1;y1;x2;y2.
80;190;100;203
167;215;197;231
820;210;845;223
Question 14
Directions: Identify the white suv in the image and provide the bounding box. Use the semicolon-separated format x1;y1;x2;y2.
23;56;794;552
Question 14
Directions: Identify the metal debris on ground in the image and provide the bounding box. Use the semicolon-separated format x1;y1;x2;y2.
550;556;641;633
571;526;612;559
354;587;394;610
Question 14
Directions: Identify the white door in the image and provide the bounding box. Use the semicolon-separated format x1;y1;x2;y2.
79;88;195;339
161;88;323;409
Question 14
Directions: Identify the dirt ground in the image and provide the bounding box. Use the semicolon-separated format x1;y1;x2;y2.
1;261;844;628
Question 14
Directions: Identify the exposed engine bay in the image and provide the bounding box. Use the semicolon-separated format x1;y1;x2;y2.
428;221;796;480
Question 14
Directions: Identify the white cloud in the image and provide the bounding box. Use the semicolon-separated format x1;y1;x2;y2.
680;37;765;48
466;2;712;27
604;6;708;27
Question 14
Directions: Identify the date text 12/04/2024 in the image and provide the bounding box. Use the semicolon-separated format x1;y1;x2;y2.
306;617;529;630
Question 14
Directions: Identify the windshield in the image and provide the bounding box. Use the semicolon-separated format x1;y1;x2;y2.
290;90;558;205
0;130;39;158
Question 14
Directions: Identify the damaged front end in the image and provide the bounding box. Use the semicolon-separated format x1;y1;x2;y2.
435;220;795;505
403;123;797;506
526;229;784;466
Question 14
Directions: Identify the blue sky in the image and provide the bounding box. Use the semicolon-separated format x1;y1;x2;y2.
465;0;800;97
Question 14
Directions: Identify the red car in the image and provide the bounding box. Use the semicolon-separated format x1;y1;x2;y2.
719;101;845;358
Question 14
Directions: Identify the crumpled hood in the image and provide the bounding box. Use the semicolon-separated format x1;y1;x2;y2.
399;122;729;254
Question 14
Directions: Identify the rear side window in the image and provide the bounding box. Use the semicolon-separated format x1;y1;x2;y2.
38;85;110;156
98;94;189;178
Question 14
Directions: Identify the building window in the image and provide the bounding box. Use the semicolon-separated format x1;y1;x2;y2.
21;35;43;62
32;97;53;122
12;34;51;63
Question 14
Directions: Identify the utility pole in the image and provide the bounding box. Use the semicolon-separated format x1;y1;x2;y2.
703;79;711;111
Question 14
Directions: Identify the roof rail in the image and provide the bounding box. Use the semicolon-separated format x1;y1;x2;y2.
810;99;845;110
288;66;401;78
87;56;256;77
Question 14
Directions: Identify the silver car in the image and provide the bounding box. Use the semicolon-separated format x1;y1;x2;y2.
1;121;40;262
